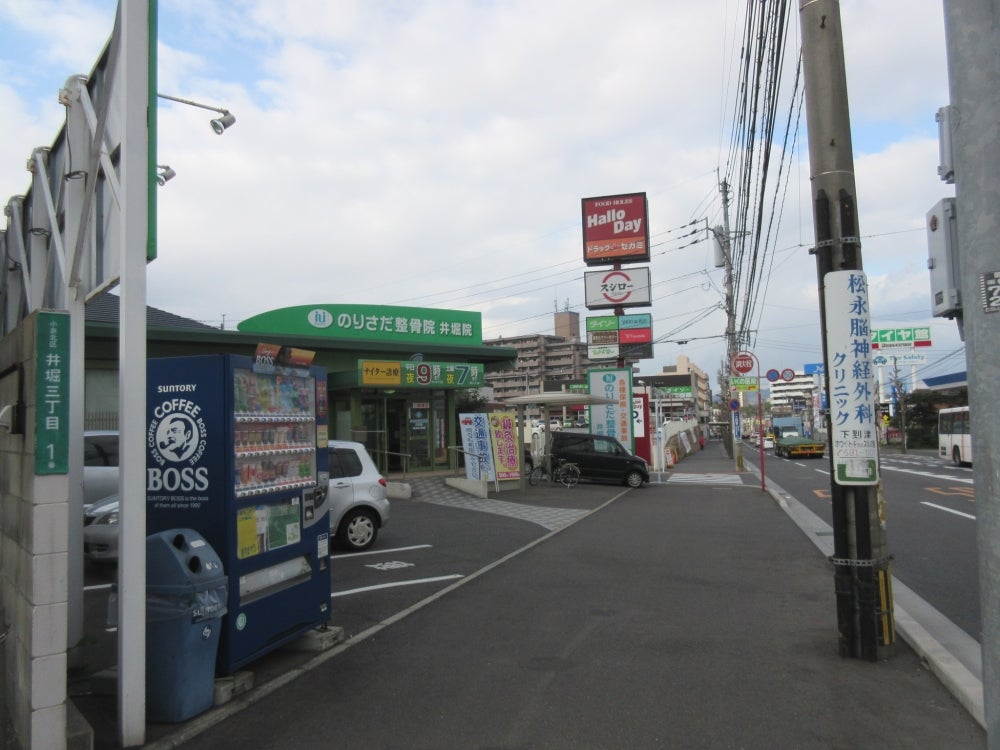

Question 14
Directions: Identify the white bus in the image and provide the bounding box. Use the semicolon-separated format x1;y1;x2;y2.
938;405;972;466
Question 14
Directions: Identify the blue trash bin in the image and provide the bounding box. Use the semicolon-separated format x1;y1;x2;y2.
145;529;228;723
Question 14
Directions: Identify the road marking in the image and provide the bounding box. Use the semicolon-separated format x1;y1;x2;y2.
881;464;974;484
926;486;975;500
667;473;743;485
332;544;431;559
366;560;415;571
921;501;975;520
331;574;464;598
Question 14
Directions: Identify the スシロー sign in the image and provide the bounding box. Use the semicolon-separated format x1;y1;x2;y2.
581;192;651;266
584;267;652;310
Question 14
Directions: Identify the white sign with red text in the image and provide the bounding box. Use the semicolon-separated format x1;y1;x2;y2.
584;267;652;310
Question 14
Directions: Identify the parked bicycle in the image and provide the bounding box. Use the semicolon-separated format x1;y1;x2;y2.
528;456;581;487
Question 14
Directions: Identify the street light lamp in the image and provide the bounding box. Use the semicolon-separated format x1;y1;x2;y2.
209;111;236;134
156;93;237;134
155;165;176;186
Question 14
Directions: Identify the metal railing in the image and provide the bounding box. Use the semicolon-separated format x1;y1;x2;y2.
379;449;412;479
447;446;499;494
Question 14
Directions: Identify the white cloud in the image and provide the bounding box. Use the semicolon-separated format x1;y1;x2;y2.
0;0;964;385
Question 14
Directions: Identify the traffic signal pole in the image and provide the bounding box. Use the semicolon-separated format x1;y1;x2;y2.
799;0;894;661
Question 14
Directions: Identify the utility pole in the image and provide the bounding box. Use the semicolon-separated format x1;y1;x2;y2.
799;0;894;660
942;1;1000;741
890;357;907;455
714;178;742;469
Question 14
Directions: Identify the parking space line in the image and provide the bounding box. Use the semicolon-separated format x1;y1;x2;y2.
331;574;464;598
332;544;431;559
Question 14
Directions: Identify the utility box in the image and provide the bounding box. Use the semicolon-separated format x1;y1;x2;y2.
926;197;961;318
936;106;956;184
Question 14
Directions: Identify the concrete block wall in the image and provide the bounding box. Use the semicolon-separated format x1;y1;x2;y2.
0;313;70;750
665;425;704;464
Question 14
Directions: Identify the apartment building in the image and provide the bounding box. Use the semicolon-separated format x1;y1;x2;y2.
769;371;820;416
484;310;596;403
638;355;713;423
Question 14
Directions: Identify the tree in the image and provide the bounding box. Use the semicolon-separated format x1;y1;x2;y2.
903;390;965;449
455;388;489;414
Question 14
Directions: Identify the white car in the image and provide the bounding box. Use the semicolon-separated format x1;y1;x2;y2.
328;440;391;552
84;439;392;563
84;430;119;504
763;436;775;450
83;494;121;563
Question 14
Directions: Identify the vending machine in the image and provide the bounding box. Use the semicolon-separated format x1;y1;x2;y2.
146;351;331;673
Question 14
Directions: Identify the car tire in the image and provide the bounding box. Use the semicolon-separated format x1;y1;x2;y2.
624;470;644;488
338;509;379;551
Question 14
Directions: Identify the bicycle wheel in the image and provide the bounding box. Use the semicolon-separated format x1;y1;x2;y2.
528;465;547;486
560;464;580;487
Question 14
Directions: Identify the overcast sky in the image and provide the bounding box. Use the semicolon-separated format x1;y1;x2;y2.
0;1;962;391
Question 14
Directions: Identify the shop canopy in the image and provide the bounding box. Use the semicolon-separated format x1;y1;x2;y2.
503;392;617;488
504;392;615;409
504;392;616;436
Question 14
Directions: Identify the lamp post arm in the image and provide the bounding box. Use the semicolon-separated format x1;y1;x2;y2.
156;93;229;116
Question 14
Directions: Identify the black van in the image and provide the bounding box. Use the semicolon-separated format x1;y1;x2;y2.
548;432;648;487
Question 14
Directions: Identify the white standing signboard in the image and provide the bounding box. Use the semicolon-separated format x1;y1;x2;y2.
458;413;497;481
587;368;634;448
824;270;879;485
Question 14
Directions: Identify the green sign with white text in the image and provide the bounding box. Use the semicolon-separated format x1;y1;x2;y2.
359;360;484;388
239;304;483;346
35;311;70;474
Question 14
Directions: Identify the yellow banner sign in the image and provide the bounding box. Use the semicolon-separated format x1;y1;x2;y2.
360;360;403;386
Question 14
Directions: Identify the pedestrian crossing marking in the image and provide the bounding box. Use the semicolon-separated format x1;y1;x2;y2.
667;473;744;485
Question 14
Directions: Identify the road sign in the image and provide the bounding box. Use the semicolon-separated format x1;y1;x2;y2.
765;369;780;382
825;271;879;486
730;376;758;392
781;368;795;382
730;399;740;411
731;351;755;375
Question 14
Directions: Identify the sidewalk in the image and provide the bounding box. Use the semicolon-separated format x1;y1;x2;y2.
74;440;986;748
699;439;985;726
